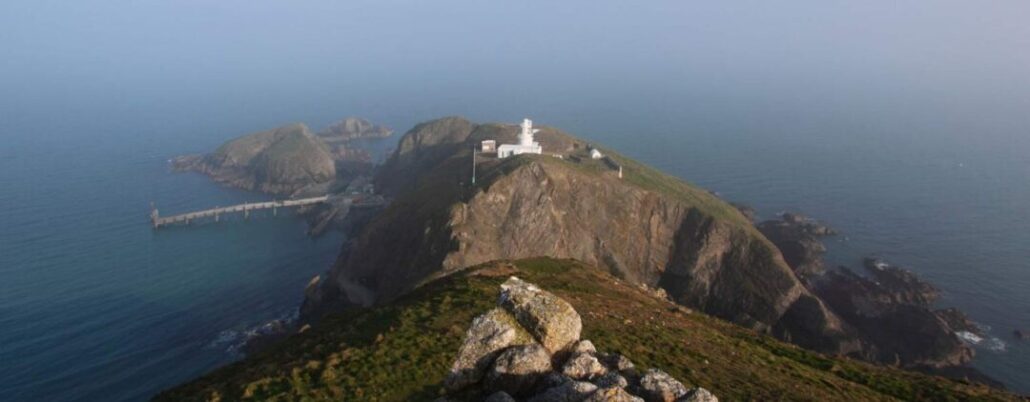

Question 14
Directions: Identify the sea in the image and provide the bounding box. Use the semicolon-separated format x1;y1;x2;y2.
1;84;1028;400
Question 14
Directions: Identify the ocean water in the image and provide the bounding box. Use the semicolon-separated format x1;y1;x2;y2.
1;84;1028;399
0;109;347;401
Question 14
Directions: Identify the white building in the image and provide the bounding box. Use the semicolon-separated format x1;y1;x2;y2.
498;118;543;158
480;140;496;153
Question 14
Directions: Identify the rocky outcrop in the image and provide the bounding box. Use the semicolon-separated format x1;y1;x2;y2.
862;257;939;306
318;117;392;141
758;213;979;370
935;308;983;337
444;277;717;402
1014;330;1029;341
757;213;836;278
316;117;389;170
812;261;973;368
173;123;335;195
499;277;582;354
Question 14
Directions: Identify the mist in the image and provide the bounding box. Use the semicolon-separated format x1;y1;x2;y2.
3;1;1029;139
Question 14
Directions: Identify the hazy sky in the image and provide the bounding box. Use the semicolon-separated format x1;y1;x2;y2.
2;1;1029;135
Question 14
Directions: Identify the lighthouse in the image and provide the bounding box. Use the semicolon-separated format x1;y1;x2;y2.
497;118;543;158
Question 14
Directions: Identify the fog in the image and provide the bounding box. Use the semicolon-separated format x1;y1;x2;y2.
3;1;1029;136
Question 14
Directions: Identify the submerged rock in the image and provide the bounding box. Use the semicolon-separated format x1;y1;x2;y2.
499;277;583;354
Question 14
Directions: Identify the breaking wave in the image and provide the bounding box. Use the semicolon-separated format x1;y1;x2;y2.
956;330;1007;353
208;310;299;358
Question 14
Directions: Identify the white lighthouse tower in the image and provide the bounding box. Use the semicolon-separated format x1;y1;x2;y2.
498;118;543;158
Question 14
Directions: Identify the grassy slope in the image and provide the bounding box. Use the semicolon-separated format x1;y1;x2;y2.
155;259;1019;402
210;124;329;166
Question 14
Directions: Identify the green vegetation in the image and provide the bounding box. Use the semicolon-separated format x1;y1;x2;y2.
156;258;1018;402
479;138;748;226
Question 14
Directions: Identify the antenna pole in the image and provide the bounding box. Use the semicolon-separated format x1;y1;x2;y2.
471;144;477;185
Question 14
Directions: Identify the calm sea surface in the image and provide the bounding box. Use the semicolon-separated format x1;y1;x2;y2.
1;87;1028;399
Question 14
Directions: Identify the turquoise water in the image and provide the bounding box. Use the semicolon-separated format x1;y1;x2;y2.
1;85;1028;399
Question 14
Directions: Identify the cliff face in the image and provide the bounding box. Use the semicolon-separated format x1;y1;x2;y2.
374;116;478;196
173;123;336;195
305;117;858;357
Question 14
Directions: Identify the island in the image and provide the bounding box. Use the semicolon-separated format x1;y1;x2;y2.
157;116;1018;401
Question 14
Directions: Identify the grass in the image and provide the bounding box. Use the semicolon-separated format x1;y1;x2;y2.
155;258;1020;402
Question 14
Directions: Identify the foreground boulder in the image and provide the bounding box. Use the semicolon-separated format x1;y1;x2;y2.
446;308;533;390
445;277;717;401
499;277;583;354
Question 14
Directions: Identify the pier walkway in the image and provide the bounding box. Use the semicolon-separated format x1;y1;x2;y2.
150;196;329;229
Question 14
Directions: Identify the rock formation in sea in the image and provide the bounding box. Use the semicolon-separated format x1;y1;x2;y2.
758;214;978;370
757;213;836;279
172;123;336;196
442;276;718;402
316;117;393;171
318;117;393;141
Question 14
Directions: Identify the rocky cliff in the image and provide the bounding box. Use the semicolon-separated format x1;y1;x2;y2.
303;117;859;359
173;123;336;195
